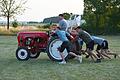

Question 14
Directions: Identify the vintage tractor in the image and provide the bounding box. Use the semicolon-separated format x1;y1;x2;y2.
16;31;49;60
16;14;84;61
16;30;82;61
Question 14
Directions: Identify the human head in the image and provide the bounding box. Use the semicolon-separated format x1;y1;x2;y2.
56;26;61;30
75;26;82;32
50;24;57;31
59;14;64;20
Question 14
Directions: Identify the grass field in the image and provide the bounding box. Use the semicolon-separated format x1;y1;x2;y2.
0;36;120;80
0;26;49;36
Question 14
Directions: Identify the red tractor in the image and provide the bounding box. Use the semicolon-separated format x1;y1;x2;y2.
16;31;82;61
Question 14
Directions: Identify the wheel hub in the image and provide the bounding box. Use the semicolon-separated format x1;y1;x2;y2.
21;52;25;56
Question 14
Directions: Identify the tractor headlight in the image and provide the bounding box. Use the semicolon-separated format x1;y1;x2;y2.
25;38;33;45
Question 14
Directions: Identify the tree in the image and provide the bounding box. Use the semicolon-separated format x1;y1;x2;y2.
63;13;71;20
83;0;120;34
12;19;19;28
0;0;27;30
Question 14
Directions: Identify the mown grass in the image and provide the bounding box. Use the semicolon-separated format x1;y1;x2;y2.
0;36;120;80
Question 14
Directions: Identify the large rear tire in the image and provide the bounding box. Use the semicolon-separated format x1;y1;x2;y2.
47;37;69;62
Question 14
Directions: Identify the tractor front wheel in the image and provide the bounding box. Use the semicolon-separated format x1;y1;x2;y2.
16;47;30;61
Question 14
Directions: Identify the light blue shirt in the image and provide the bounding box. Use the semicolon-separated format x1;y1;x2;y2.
92;36;105;45
59;19;68;31
55;30;70;41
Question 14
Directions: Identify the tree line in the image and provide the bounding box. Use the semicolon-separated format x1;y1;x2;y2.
83;0;120;35
0;0;119;35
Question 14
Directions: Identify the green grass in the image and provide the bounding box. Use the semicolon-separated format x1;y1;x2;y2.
0;36;120;80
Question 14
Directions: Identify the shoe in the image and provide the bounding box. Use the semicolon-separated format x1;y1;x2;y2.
59;61;66;64
114;54;117;58
77;56;82;63
96;59;101;63
86;55;89;58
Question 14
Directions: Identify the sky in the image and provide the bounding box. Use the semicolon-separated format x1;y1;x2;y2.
0;0;84;22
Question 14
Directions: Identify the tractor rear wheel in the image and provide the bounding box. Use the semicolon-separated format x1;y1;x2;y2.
47;37;71;62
